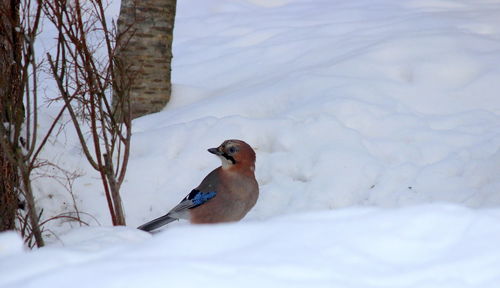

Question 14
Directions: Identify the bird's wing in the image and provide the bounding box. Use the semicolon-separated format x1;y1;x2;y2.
168;189;217;214
138;168;221;232
137;190;216;232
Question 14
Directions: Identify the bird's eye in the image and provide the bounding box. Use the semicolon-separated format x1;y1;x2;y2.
228;147;236;154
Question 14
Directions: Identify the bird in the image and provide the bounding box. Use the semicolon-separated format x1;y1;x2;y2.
137;139;259;232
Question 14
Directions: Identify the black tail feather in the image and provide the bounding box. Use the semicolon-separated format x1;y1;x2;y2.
137;214;177;232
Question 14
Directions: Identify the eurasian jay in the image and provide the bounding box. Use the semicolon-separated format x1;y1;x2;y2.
137;139;259;232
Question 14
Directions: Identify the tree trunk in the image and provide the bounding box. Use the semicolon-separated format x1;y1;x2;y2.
0;0;22;232
115;0;177;119
1;0;44;248
0;156;19;231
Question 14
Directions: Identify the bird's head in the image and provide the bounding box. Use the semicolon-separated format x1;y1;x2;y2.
208;139;256;171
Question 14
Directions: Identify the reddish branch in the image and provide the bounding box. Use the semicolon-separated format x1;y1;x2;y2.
44;0;133;226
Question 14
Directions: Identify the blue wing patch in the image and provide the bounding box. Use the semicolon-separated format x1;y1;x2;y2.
192;191;217;206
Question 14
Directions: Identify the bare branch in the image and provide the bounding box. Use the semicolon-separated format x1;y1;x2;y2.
47;53;100;170
43;0;134;226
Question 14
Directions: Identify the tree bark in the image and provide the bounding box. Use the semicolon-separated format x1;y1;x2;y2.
115;0;177;119
0;0;23;232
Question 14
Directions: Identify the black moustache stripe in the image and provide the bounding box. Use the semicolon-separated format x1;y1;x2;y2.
221;153;236;164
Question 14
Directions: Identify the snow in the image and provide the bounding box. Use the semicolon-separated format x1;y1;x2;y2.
2;205;500;287
124;0;500;224
2;0;500;286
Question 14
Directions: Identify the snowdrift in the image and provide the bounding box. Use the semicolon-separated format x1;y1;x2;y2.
2;205;500;288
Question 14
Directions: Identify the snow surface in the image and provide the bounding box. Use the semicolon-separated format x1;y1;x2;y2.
126;0;500;225
2;0;500;286
2;205;500;288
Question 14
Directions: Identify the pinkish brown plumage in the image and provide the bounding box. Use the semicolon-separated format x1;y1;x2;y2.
138;140;259;231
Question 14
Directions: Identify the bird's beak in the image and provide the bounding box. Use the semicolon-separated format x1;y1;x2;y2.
208;147;222;155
